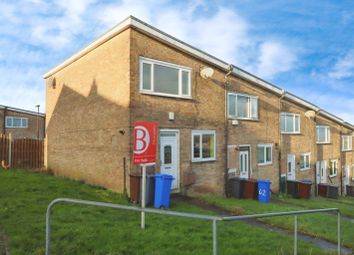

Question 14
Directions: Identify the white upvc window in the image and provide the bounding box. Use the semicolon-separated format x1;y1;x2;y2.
257;144;272;165
300;153;311;170
5;116;28;128
352;164;354;181
228;93;258;120
280;112;300;134
342;135;352;151
191;130;216;162
316;125;331;144
329;160;338;177
139;57;191;98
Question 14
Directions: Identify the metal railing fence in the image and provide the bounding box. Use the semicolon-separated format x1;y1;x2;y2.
45;198;341;255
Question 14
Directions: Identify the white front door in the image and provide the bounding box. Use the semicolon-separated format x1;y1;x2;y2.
239;150;249;179
160;130;179;190
316;161;321;184
287;154;296;181
320;160;327;183
344;165;350;187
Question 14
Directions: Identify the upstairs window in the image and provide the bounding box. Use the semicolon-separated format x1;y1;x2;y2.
257;144;272;165
280;113;300;134
5;116;28;128
330;160;338;177
300;153;311;170
342;135;352;151
192;130;216;162
317;126;330;144
140;57;191;98
228;93;258;120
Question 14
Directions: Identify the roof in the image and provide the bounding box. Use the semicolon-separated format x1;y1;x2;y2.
43;16;354;130
0;104;45;117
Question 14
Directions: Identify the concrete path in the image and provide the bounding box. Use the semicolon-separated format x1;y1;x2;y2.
172;195;353;254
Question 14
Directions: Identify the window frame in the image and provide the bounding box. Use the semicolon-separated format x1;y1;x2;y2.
191;130;216;162
329;159;338;177
280;112;301;134
342;135;352;151
257;143;273;166
316;125;331;144
300;153;311;171
5;116;28;128
139;57;192;99
227;92;258;120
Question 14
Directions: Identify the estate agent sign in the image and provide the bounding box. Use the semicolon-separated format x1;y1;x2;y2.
133;122;158;165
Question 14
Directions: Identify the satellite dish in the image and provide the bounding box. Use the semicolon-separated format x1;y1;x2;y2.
305;110;316;119
200;67;214;79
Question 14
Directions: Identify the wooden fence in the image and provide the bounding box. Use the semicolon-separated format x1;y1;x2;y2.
0;134;44;169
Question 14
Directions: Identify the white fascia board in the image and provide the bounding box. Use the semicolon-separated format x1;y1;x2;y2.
1;104;45;117
318;110;344;125
6;107;45;117
232;68;284;95
43;17;133;79
284;92;320;111
130;17;229;70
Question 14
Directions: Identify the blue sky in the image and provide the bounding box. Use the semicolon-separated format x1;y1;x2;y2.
0;0;353;123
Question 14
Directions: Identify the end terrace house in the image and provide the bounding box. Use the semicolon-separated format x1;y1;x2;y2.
44;16;354;195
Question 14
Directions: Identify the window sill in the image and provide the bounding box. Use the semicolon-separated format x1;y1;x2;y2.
5;127;28;129
281;132;301;135
140;90;192;100
317;142;331;145
329;174;337;178
300;168;311;171
192;159;216;163
342;149;353;152
257;162;272;166
228;116;259;122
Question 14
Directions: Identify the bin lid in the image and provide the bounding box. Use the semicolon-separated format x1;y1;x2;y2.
301;180;313;183
154;173;174;179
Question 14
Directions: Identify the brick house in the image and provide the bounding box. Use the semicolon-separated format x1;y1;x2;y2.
0;104;45;139
44;16;354;195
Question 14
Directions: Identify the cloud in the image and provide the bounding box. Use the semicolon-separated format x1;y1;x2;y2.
328;49;354;79
255;41;298;79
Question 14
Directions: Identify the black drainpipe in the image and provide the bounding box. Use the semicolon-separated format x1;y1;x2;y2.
224;64;234;197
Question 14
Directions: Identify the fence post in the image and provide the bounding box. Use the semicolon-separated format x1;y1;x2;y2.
337;211;341;255
8;133;12;167
294;215;298;255
213;219;218;255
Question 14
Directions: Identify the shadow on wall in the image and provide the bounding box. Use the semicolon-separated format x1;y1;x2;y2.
46;79;131;192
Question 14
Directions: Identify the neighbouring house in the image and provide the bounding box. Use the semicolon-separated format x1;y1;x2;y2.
0;104;45;139
43;16;354;195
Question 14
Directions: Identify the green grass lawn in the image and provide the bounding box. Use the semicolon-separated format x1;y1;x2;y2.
0;170;333;255
198;195;354;251
273;194;354;218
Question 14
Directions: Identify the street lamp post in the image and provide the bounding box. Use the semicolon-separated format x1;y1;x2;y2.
35;105;40;139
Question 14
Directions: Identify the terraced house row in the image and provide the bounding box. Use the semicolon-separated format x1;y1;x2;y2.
43;16;354;196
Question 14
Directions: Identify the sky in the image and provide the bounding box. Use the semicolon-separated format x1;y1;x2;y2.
0;0;353;123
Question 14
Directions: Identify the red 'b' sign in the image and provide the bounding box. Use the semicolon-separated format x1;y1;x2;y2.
133;122;158;165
